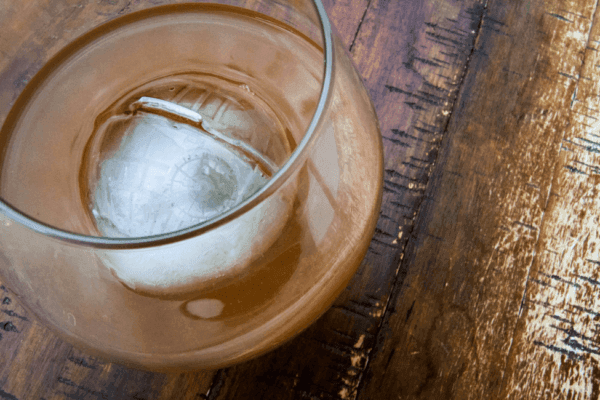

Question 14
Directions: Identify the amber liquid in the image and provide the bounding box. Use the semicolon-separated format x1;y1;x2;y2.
0;4;382;369
0;4;320;294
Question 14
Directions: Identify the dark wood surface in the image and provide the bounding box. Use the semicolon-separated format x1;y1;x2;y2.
2;0;600;398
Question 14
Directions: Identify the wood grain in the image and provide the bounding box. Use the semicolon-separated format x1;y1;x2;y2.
501;1;600;398
360;0;600;399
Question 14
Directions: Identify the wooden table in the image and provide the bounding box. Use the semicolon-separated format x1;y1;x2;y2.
2;0;600;398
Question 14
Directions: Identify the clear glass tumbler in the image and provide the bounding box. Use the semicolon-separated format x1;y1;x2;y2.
0;0;383;370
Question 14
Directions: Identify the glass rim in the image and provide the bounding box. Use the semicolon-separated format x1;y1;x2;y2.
0;0;334;249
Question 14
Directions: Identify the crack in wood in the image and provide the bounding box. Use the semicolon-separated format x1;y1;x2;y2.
381;136;410;147
533;340;584;360
204;369;227;400
1;310;27;321
552;324;600;346
348;0;372;53
548;13;574;23
0;389;19;400
67;356;97;370
550;314;573;324
1;322;18;333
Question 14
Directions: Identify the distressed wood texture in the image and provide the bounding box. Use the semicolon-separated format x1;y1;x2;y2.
362;0;600;399
4;0;600;399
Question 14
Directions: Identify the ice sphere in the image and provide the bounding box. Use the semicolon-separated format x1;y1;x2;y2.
90;98;295;295
92;111;268;238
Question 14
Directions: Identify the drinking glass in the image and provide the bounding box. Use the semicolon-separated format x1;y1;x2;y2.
0;0;383;370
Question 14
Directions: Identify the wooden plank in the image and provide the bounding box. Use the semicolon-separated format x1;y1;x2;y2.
210;0;486;399
359;0;600;399
499;2;600;399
